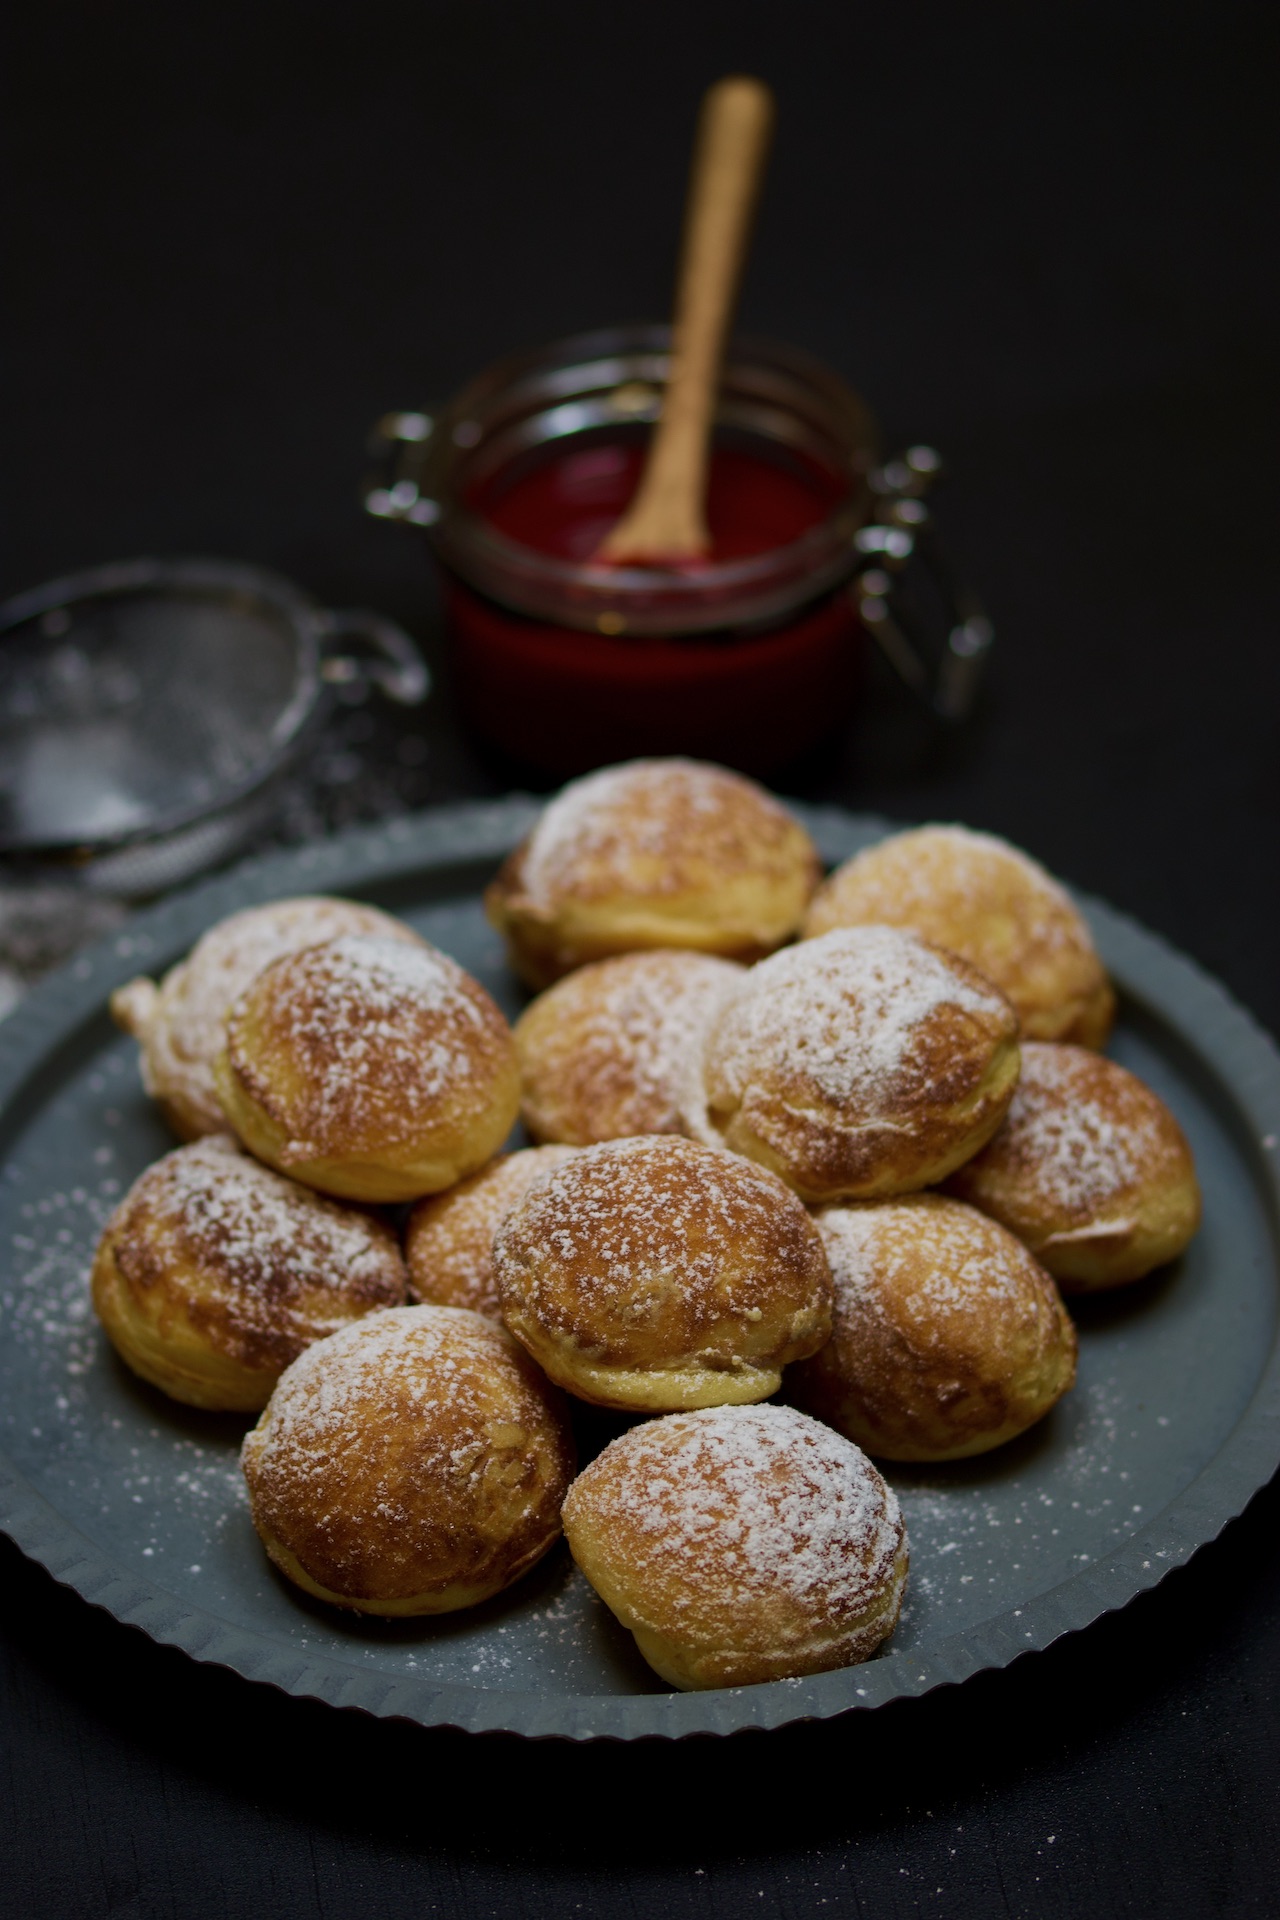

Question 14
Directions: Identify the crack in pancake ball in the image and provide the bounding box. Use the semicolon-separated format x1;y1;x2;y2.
110;896;425;1140
690;926;1021;1202
485;758;820;991
562;1404;908;1690
90;1135;407;1410
515;949;743;1146
493;1136;833;1411
803;825;1115;1047
215;934;520;1203
406;1145;581;1319
790;1194;1078;1461
946;1042;1202;1290
241;1305;576;1616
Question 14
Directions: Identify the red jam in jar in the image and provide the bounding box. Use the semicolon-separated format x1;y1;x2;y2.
373;328;879;777
471;439;845;566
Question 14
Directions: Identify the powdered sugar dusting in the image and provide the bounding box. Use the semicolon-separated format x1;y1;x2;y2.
236;934;507;1152
496;1135;819;1319
818;1196;1034;1325
798;1195;1074;1460
121;896;419;1134
804;828;1110;1043
707;926;1011;1115
577;1404;903;1614
293;930;471;1007
112;1135;404;1345
521;951;742;1141
249;1306;505;1466
812;825;1080;950
517;760;804;907
241;1305;570;1583
407;1146;579;1316
990;1045;1143;1215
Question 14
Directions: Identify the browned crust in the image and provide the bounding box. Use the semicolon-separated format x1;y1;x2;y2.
696;928;1023;1202
485;760;820;990
515;949;743;1145
217;936;520;1198
803;825;1115;1048
946;1042;1201;1289
790;1193;1078;1460
109;897;424;1140
405;1146;580;1317
493;1136;833;1409
89;1136;406;1407
562;1405;908;1688
240;1306;576;1611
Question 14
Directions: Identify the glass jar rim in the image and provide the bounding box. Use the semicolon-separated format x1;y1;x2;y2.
409;325;879;637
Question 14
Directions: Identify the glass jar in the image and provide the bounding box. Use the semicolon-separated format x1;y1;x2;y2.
366;325;885;776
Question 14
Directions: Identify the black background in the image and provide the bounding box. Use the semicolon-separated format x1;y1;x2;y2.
3;3;1280;1914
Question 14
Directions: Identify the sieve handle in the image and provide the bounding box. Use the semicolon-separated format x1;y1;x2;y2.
314;608;431;705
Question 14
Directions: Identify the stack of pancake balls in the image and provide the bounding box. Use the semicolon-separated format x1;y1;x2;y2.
97;761;1200;1690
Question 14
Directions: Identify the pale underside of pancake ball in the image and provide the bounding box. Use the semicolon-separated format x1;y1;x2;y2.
484;758;821;991
493;1135;834;1411
515;948;744;1145
90;1134;407;1410
109;895;425;1141
803;825;1115;1048
214;934;521;1203
791;1193;1078;1461
241;1304;576;1615
946;1042;1201;1289
689;925;1022;1202
562;1403;908;1690
405;1145;581;1318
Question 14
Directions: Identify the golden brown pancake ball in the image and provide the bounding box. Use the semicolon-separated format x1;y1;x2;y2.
689;926;1021;1202
485;758;820;990
493;1135;833;1411
109;896;424;1140
214;934;520;1203
241;1304;576;1615
90;1135;407;1410
562;1403;908;1689
803;825;1115;1047
405;1146;580;1318
946;1042;1201;1290
515;949;743;1145
790;1194;1078;1461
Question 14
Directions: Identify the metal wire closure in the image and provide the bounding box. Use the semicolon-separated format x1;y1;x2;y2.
854;447;995;724
365;348;992;723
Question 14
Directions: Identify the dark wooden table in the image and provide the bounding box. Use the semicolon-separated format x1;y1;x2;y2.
3;4;1279;1914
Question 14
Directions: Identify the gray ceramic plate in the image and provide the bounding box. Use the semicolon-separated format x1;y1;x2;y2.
2;800;1279;1741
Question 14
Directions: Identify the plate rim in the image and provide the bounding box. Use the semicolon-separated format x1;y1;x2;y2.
2;795;1279;1741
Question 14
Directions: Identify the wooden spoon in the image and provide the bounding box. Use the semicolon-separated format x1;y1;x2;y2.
595;75;775;566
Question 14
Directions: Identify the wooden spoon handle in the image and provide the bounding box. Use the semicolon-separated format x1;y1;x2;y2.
597;75;775;563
